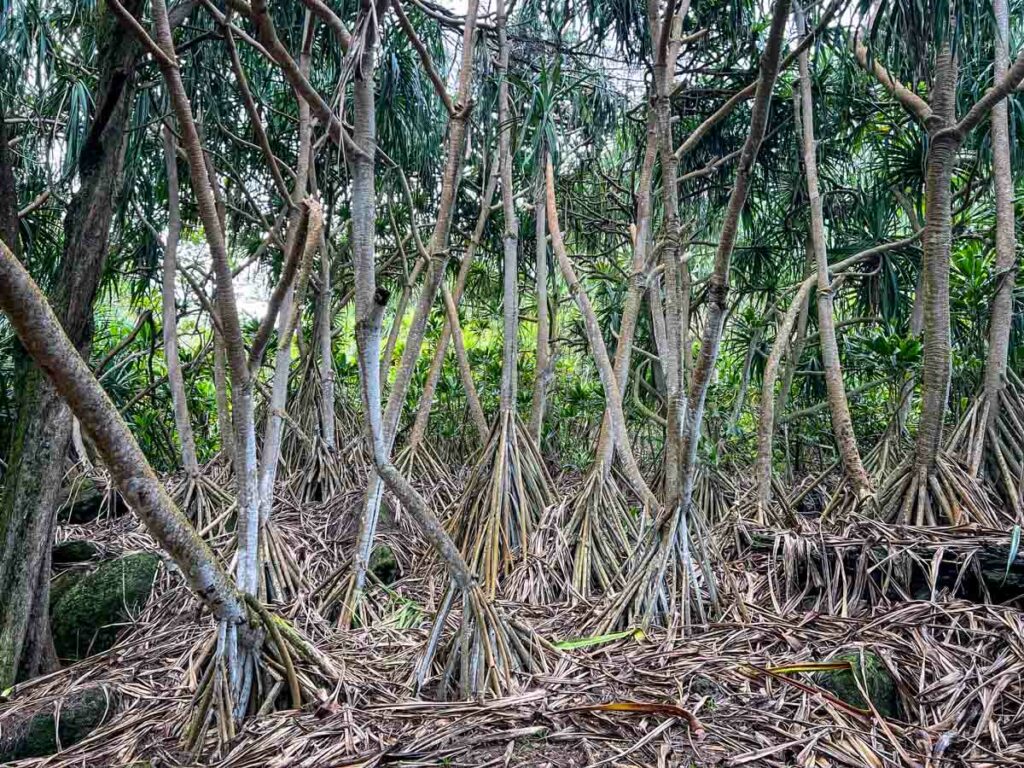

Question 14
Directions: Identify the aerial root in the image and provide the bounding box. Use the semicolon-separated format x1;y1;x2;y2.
416;581;552;700
562;466;637;601
184;603;339;754
394;441;459;521
591;500;718;635
258;518;306;604
447;411;553;596
292;435;346;503
947;376;1024;519
171;470;236;537
876;453;1005;527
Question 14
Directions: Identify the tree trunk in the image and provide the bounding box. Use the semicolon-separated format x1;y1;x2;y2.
0;107;19;255
408;162;498;451
594;115;659;470
528;152;550;441
914;47;958;475
677;0;792;515
981;0;1017;419
0;2;143;686
756;278;816;506
161;126;200;475
347;0;482;612
318;232;336;451
497;0;519;416
146;0;261;595
650;0;691;507
546;159;659;510
796;29;872;498
0;239;248;651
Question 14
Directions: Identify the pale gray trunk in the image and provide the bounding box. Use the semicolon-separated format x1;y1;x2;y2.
161;125;199;475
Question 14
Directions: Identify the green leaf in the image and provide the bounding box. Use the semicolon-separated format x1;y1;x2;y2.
554;627;645;650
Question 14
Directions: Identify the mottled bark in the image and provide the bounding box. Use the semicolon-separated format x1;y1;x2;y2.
497;0;519;415
0;1;143;686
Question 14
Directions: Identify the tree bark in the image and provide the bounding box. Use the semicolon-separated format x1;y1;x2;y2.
528;152;550;442
981;0;1017;419
0;1;143;686
914;46;959;475
796;27;872;498
677;0;792;515
161;126;200;475
497;0;519;415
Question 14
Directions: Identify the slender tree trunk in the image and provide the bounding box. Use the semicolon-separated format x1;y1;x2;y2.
144;0;264;596
756;279;816;505
528;151;550;441
594;116;659;470
408;162;498;451
257;205;320;527
677;0;792;515
0;2;143;686
347;0;481;613
914;47;958;475
981;0;1017;420
650;0;691;507
796;28;872;498
546;159;659;510
318;232;336;451
161;126;200;475
497;0;519;416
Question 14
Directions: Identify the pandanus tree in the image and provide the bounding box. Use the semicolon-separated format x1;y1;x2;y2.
851;1;1024;526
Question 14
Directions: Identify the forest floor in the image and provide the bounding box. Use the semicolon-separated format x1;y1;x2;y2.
2;483;1022;767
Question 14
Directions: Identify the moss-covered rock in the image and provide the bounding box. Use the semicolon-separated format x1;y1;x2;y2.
48;569;85;610
51;553;160;661
370;544;399;584
0;686;115;760
52;539;101;564
815;650;899;718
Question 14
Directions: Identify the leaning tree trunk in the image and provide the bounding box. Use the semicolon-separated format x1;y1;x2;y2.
0;1;144;686
677;0;792;514
796;29;872;500
343;0;482;622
